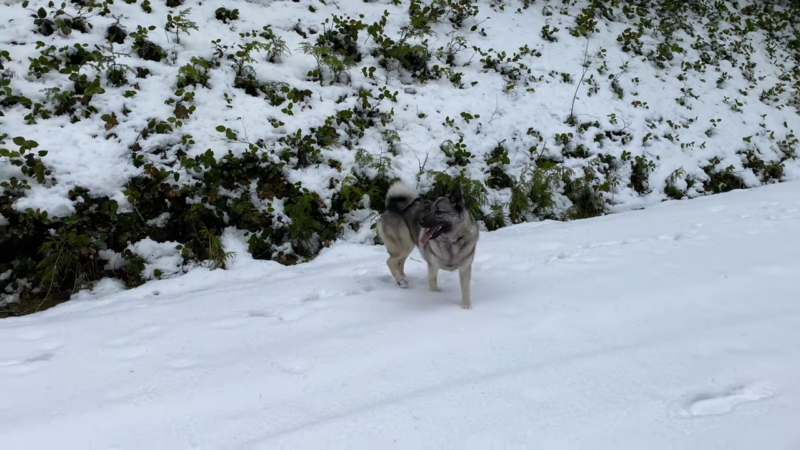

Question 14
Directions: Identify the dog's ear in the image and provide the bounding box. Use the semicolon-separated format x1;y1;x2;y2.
449;183;464;208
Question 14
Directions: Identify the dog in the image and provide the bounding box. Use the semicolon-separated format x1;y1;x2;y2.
376;181;479;309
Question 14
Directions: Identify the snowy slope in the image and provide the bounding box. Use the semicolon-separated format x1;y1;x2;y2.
3;0;800;308
1;181;799;449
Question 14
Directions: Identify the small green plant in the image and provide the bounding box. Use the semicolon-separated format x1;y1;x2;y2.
0;136;51;190
131;25;166;61
259;26;291;63
616;27;644;54
106;16;127;44
486;143;512;189
440;136;472;167
630;155;656;194
509;162;572;222
215;7;239;24
702;158;746;194
165;9;199;45
177;57;213;89
541;24;559;42
563;168;606;220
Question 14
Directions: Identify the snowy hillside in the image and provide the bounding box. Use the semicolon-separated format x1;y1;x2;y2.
1;0;800;308
1;180;799;448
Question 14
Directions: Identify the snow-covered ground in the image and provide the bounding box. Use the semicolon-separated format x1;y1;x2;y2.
3;0;800;306
2;181;799;449
2;0;800;223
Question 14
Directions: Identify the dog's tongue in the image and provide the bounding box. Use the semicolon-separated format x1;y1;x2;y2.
420;227;437;245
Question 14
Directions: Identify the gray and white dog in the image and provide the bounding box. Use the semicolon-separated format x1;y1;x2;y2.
376;181;479;309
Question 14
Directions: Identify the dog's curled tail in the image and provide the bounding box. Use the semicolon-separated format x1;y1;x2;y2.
385;181;418;212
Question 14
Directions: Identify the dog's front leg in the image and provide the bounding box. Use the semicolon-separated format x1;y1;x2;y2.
427;264;440;292
458;264;472;309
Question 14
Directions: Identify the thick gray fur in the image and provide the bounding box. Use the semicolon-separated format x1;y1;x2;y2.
376;181;479;309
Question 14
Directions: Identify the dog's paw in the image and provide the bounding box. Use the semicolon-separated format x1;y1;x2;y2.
461;302;472;310
396;279;409;288
428;285;440;292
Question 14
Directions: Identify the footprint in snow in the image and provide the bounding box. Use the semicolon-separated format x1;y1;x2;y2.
247;309;277;318
277;305;315;322
301;290;325;302
675;382;775;418
210;317;249;329
272;358;311;375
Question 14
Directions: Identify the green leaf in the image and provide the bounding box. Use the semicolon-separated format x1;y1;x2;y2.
215;125;226;132
13;136;25;146
37;7;46;18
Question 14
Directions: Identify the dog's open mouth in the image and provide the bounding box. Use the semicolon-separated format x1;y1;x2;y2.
421;223;447;245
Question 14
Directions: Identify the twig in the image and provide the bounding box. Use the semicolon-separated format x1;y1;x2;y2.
568;39;607;125
487;95;504;124
568;38;592;124
409;146;430;188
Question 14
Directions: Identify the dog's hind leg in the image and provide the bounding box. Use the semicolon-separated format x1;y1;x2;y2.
379;218;414;288
427;264;440;292
386;256;408;288
458;264;472;309
397;255;408;279
387;242;414;288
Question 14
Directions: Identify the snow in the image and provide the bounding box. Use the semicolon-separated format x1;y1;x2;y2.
1;0;799;221
126;237;185;280
1;181;799;448
2;0;800;444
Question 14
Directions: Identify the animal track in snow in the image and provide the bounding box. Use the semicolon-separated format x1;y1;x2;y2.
210;317;249;329
271;358;311;375
277;305;316;323
0;352;54;375
247;309;277;318
676;383;775;418
301;286;371;302
0;327;60;375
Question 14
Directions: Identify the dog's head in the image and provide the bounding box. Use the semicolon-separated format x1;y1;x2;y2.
419;184;466;244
